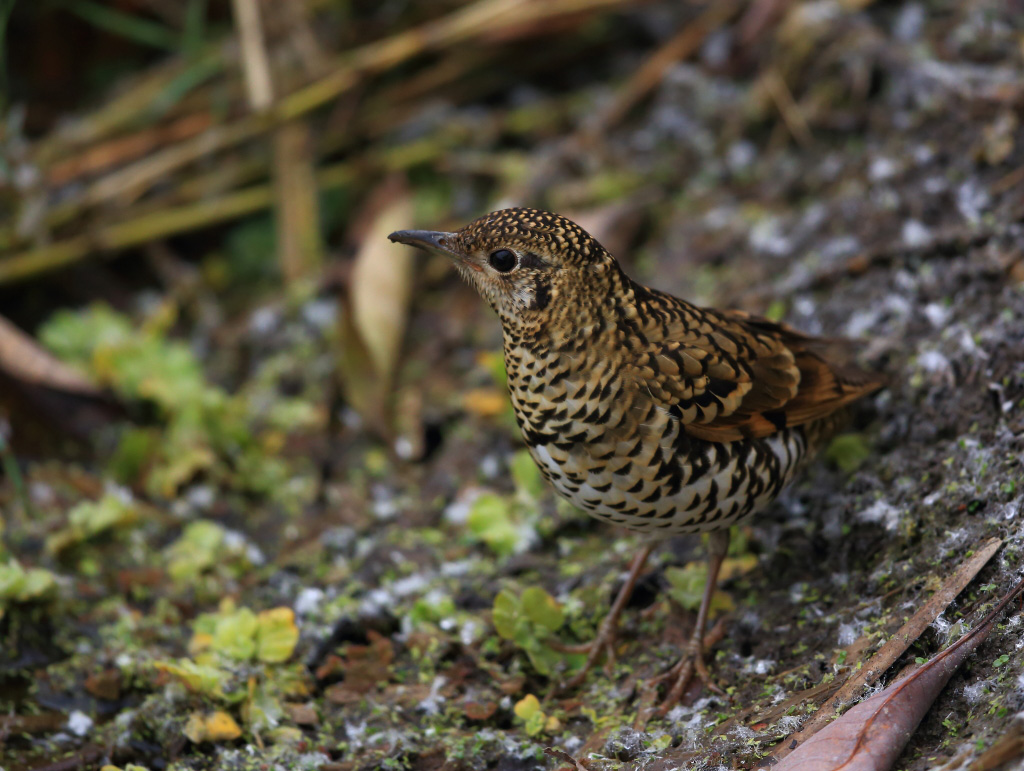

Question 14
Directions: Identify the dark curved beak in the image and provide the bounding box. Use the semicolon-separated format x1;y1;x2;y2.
387;230;458;256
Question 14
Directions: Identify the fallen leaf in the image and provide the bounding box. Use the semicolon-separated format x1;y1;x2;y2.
775;576;1024;770
0;313;101;396
464;700;497;721
775;536;1003;757
322;630;394;695
338;176;415;433
324;683;364;705
498;675;525;695
544;747;589;771
968;715;1024;771
284;702;319;726
183;710;242;743
256;607;299;663
84;669;122;701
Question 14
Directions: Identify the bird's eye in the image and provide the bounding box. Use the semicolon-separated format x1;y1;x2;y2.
488;249;517;273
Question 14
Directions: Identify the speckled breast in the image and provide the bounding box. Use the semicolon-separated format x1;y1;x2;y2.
505;342;813;535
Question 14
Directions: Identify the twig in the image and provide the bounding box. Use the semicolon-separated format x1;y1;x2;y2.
763;67;813;147
78;113;272;209
0;133;472;285
63;0;632;210
232;0;323;282
231;0;274;110
0;314;101;395
544;748;588;771
991;162;1024;195
32;43;226;166
46;112;213;186
584;1;739;136
772;537;1003;760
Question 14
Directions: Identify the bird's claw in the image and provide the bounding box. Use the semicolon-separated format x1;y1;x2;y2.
650;644;724;717
552;616;621;692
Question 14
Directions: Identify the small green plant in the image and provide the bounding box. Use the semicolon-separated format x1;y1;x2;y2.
164;520;258;583
154;599;305;741
512;694;560;736
0;559;58;619
825;434;872;473
493;586;582;676
465;449;547;557
46;492;139;554
39;303;317;504
467;494;522;557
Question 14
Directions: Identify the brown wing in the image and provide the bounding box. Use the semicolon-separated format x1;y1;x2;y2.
627;297;884;442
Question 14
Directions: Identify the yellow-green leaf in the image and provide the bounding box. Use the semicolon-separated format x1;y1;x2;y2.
154;659;226;697
521;586;563;631
256;607;300;663
513;693;542;721
212;607;258;661
467;493;518;557
183;710;241;743
510;450;545;500
492;589;520;640
825;433;872;473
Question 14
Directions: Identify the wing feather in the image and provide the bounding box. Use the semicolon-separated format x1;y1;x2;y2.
624;292;884;442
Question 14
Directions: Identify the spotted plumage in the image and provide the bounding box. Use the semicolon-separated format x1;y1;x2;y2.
389;207;883;712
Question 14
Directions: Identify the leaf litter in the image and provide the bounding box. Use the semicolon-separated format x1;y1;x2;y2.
775;573;1024;771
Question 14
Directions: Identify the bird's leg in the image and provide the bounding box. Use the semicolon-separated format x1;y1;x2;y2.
653;529;730;715
554;542;655;691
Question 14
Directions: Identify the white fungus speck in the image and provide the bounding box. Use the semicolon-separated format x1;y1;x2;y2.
295;587;324;616
901;219;931;247
918;350;950;374
857;500;901;532
66;711;93;737
922;302;951;329
837;622;859;646
869;157;898;181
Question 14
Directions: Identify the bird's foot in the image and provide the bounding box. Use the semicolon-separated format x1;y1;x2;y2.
633;618;727;727
550;613;622;692
550;543;656;694
650;642;724;716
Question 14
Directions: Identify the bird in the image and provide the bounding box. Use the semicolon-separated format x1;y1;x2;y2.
389;207;883;715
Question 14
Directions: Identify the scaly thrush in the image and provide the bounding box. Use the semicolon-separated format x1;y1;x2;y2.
389;208;882;714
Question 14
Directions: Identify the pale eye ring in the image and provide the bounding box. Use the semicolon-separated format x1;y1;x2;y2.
488;249;517;272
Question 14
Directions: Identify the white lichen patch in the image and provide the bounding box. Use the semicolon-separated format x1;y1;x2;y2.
66;711;93;737
741;657;776;676
837;620;865;647
856;500;902;532
294;587;325;616
901;219;931;247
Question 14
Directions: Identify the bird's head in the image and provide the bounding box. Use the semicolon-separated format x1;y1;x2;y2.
388;207;618;329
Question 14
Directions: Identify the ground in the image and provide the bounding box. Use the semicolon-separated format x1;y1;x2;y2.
1;1;1023;770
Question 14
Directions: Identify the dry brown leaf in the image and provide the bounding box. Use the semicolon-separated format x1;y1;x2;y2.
0;314;100;396
544;748;589;771
350;178;415;385
774;537;1003;761
337;177;415;432
320;629;395;698
775;575;1024;771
